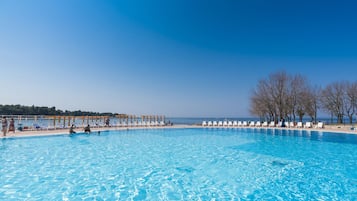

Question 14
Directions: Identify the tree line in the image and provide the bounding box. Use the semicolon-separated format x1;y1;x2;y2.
0;104;117;116
250;71;357;124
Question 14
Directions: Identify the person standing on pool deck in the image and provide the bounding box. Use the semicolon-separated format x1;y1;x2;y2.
2;117;8;136
105;118;110;127
8;118;15;133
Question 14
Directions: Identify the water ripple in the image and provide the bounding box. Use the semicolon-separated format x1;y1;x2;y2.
0;128;355;200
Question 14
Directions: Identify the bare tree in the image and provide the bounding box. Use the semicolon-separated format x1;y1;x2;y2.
321;82;345;124
250;71;357;125
250;94;269;121
268;71;290;122
250;71;312;123
290;75;309;122
296;95;306;122
250;79;275;121
344;81;357;124
303;86;320;123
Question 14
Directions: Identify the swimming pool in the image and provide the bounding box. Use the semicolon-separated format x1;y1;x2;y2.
0;128;356;200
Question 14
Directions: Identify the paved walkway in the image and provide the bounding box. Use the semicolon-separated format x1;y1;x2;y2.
1;124;356;138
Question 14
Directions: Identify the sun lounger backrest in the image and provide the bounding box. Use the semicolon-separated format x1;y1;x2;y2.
297;122;303;128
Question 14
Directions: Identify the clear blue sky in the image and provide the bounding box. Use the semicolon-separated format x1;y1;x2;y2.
1;0;357;117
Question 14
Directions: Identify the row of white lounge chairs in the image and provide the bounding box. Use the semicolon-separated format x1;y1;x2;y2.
202;121;324;129
115;121;166;127
30;121;166;131
74;121;166;128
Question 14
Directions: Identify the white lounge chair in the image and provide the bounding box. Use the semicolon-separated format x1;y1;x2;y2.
297;122;303;128
262;121;268;127
238;121;243;127
213;121;218;126
202;121;207;126
47;125;56;130
255;121;261;127
304;122;312;128
233;121;238;127
289;122;295;128
228;121;233;127
207;121;213;126
242;121;248;126
269;121;275;127
223;121;228;127
249;121;255;127
218;121;223;126
317;122;324;129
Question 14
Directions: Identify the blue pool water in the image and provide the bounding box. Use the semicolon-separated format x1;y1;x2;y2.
0;128;356;200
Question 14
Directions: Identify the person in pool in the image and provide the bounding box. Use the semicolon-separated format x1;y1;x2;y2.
84;124;91;133
69;124;76;134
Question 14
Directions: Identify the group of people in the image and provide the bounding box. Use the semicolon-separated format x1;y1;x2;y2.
69;124;93;134
69;118;110;135
69;118;110;134
2;117;15;136
1;117;104;137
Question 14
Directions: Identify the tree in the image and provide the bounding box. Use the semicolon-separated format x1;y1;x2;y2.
250;79;275;121
269;71;290;121
344;81;357;124
321;82;345;124
303;86;320;123
290;75;309;122
0;104;117;116
250;71;311;123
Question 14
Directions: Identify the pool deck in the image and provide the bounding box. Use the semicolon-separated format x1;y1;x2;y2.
1;124;357;138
